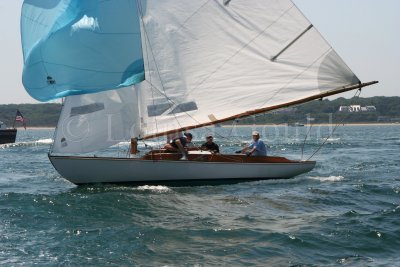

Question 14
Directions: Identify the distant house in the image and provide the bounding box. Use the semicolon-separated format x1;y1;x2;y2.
339;106;350;112
350;105;361;112
338;105;376;113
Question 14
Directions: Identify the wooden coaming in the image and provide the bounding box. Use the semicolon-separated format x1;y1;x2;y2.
142;151;302;164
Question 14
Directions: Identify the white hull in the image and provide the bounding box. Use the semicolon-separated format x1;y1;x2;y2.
49;155;316;185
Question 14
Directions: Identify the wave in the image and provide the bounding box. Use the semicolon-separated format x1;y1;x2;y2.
308;175;344;182
326;138;341;142
0;138;53;149
383;138;400;141
135;185;172;193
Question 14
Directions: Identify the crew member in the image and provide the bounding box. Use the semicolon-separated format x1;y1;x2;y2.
241;131;267;156
201;134;219;154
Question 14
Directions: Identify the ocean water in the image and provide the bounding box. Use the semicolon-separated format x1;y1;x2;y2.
0;125;399;266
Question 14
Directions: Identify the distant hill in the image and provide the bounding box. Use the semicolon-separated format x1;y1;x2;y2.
230;96;400;125
0;103;61;127
0;96;399;127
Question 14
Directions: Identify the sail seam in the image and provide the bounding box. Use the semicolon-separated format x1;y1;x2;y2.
26;60;142;74
176;0;212;33
183;4;296;97
258;48;332;109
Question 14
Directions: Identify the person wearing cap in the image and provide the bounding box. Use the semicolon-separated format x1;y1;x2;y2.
164;132;193;160
241;131;267;157
201;134;220;154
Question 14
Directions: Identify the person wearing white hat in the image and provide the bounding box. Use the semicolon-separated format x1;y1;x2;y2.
241;131;267;156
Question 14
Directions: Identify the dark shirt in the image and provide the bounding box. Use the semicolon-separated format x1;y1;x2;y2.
201;142;219;153
171;137;187;148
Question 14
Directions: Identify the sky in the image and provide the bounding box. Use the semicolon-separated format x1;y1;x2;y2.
0;0;399;104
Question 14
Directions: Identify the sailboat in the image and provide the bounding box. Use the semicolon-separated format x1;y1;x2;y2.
0;121;17;145
21;0;377;185
0;110;25;145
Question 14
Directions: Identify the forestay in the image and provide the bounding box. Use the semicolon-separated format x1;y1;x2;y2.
21;0;145;101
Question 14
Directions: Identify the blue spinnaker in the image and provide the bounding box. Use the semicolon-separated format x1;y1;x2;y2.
21;0;145;102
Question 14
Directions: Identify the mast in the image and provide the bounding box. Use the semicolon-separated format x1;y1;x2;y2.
142;81;378;140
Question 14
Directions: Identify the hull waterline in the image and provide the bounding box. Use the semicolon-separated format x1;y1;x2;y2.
49;154;316;185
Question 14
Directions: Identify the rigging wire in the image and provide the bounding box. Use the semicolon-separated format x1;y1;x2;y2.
137;2;153;123
135;4;214;153
301;118;314;161
137;0;164;159
225;118;243;144
306;88;362;161
136;0;185;132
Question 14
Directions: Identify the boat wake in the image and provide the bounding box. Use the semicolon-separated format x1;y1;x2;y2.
136;185;172;193
308;175;344;182
0;138;53;149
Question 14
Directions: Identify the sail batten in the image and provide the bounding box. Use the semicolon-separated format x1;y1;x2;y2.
271;24;314;62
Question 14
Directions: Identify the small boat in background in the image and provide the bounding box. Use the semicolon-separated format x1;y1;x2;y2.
0;122;17;145
288;122;305;127
0;110;27;145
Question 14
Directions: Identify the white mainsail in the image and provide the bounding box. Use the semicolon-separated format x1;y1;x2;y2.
136;0;359;137
53;0;363;153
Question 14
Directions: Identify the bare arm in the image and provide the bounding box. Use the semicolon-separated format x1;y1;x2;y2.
246;147;257;156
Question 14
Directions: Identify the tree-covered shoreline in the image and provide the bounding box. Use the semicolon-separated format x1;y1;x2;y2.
0;96;399;127
0;103;61;127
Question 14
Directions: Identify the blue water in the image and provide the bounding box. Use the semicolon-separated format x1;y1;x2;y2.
1;125;399;266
